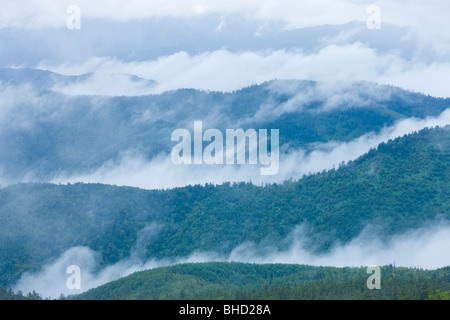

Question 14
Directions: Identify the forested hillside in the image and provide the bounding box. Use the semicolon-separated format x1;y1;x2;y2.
1;126;448;288
74;262;450;300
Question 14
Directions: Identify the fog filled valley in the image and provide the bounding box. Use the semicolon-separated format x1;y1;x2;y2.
1;1;450;300
0;118;449;298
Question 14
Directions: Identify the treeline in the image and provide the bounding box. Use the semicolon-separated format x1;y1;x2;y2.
0;287;41;300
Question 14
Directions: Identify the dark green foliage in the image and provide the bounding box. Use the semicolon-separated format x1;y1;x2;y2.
72;262;450;300
0;126;449;288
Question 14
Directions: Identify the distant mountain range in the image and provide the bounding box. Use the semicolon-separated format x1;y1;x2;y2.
1;68;449;185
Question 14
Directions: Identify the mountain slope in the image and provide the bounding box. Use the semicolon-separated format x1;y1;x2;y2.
0;125;448;287
73;262;450;300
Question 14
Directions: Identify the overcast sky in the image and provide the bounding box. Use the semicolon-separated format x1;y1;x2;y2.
0;0;449;97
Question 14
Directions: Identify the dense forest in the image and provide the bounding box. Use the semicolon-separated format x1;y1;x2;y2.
73;262;450;300
3;263;448;300
1;126;448;290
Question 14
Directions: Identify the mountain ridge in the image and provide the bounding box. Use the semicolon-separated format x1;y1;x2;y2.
1;68;449;185
1;125;448;288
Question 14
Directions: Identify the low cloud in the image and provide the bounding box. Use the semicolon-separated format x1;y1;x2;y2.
51;108;450;189
43;45;450;98
14;221;450;299
52;72;157;96
226;222;450;268
245;80;394;124
0;83;49;130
